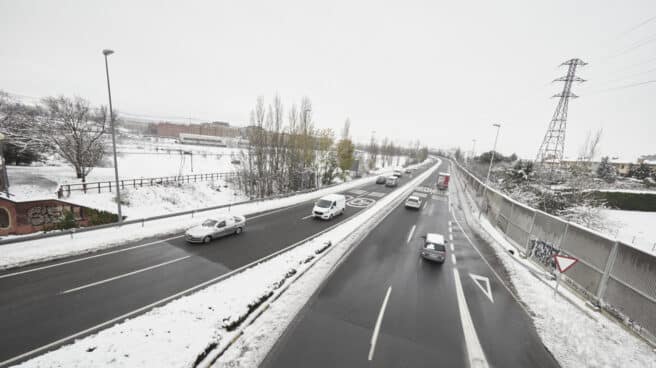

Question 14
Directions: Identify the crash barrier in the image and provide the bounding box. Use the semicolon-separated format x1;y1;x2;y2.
57;172;238;197
451;159;656;344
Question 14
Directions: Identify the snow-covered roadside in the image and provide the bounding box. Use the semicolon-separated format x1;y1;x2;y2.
451;170;656;368
12;160;439;368
0;165;398;270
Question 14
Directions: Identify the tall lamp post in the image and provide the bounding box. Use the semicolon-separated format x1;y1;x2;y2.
470;139;477;162
480;123;501;218
102;49;122;223
0;133;9;197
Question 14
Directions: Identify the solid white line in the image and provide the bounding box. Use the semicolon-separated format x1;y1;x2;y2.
368;286;392;361
61;256;191;294
451;253;457;265
406;225;416;243
453;268;489;368
0;235;184;280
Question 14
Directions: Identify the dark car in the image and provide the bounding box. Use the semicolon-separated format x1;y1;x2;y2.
376;176;387;184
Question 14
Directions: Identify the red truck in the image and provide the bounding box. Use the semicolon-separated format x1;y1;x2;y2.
437;172;450;190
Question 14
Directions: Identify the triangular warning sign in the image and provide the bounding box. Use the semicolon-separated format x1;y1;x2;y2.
554;254;578;273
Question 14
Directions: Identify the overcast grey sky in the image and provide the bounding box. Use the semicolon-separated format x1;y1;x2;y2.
1;0;655;160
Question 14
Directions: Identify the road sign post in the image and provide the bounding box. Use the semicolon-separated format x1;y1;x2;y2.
553;254;578;298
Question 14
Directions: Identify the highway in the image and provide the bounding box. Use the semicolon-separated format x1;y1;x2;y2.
262;160;560;368
0;164;431;366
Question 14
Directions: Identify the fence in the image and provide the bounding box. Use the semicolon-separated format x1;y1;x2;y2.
452;159;656;343
57;172;238;197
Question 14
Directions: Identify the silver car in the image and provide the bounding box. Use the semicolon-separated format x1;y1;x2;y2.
420;233;447;263
185;214;246;244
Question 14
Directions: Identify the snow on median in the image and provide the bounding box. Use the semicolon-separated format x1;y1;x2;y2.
11;161;439;368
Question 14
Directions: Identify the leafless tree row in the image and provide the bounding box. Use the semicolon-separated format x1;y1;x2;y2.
0;91;113;181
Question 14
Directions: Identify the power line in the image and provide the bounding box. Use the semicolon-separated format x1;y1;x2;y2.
617;15;656;39
587;79;656;95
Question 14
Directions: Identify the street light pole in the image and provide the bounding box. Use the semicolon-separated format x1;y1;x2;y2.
0;133;9;197
480;123;501;218
103;49;122;224
471;139;476;162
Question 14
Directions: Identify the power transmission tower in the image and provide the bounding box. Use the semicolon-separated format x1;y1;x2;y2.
535;58;587;167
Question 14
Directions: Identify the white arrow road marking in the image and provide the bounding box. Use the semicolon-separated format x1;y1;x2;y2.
454;269;490;368
368;286;392;361
470;273;494;303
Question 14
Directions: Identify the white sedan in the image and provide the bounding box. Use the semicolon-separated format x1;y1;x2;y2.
405;195;422;209
185;214;246;244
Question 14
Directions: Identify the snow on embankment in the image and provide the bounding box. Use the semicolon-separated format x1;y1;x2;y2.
13;160;439;368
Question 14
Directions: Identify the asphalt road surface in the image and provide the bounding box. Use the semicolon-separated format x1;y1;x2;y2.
262;160;560;368
0;164;431;366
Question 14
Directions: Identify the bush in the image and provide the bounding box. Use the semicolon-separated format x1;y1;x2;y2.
86;208;119;225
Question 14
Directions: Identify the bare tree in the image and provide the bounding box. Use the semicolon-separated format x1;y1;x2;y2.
0;91;47;152
578;128;603;164
41;96;110;181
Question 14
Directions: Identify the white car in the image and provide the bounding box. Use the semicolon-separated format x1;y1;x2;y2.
185;214;246;244
312;194;346;220
405;195;422;209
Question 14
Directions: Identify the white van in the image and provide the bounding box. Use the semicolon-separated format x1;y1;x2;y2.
312;194;346;220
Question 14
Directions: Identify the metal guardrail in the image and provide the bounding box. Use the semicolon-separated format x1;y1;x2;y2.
57;172;237;197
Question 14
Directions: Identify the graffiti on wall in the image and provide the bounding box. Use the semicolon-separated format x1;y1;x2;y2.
26;206;66;226
528;239;560;271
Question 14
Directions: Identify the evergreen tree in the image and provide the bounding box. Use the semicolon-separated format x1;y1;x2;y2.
596;156;616;182
629;162;652;180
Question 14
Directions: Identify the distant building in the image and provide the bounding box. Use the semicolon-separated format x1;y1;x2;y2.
150;121;242;139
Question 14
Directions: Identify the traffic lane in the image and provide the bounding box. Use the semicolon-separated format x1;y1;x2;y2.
0;255;223;363
0;169;429;363
0;241;191;306
371;183;465;367
263;168;462;367
163;175;413;269
262;196;425;367
449;218;560;368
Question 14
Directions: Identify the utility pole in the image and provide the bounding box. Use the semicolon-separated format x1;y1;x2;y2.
0;133;9;197
535;58;586;169
480;123;501;218
103;49;123;224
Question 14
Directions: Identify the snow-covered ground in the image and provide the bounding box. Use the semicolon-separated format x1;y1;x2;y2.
6;138;409;219
452;171;656;368
11;160;438;368
600;209;656;256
